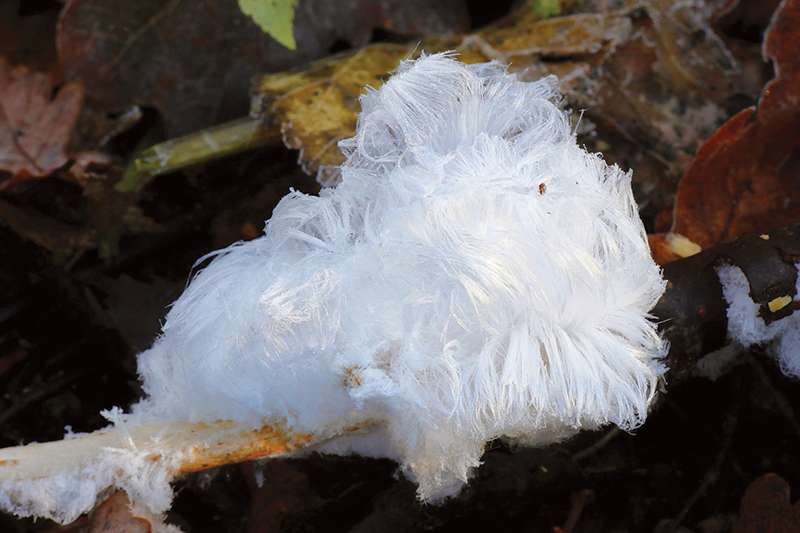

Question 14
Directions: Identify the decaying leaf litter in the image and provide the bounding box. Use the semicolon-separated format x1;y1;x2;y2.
1;0;800;531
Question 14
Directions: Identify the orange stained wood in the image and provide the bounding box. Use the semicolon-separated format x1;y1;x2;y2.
177;421;316;474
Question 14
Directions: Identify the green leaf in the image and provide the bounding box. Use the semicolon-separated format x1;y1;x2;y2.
530;0;561;19
238;0;299;50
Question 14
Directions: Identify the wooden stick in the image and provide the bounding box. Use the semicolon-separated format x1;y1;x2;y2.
0;418;373;483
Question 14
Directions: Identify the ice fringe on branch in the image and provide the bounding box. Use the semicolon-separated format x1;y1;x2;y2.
0;53;667;523
717;264;800;377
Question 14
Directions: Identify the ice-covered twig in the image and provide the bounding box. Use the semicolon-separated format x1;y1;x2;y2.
654;224;800;379
0;417;373;524
8;53;797;527
2;222;796;526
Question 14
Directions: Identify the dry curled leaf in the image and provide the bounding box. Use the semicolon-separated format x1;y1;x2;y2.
57;0;468;137
254;0;748;194
0;59;83;188
733;473;800;533
652;0;800;262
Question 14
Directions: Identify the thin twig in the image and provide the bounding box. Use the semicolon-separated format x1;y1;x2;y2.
116;117;279;193
670;408;738;530
572;428;621;462
555;489;595;533
748;353;800;440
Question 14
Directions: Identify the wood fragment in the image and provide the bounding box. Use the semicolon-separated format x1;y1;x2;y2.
655;223;800;379
0;418;373;484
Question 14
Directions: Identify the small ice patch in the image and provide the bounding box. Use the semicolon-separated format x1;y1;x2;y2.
717;263;800;377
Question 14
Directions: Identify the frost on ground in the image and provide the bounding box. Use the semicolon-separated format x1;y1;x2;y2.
717;263;800;377
0;53;667;523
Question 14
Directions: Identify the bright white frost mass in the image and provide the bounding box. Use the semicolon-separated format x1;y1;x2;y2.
137;54;665;501
127;53;667;500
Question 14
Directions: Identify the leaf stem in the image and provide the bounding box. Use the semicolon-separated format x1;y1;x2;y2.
116;116;279;194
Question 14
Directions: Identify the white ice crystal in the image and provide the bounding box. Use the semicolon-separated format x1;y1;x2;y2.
0;53;668;521
0;447;175;526
717;263;800;377
132;53;667;500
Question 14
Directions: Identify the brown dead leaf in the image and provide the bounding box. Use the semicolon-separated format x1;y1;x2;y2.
733;473;800;533
88;491;152;533
0;59;84;188
654;0;800;259
254;0;748;195
0;1;60;75
57;0;469;137
648;232;703;265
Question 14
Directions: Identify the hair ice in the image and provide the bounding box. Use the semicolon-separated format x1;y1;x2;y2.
0;53;669;522
133;53;667;500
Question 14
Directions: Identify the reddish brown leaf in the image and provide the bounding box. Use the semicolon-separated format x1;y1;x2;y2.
649;232;703;265
56;0;468;137
87;491;152;533
733;473;800;533
664;0;800;254
0;59;84;188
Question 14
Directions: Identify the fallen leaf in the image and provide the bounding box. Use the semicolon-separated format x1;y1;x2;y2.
239;0;300;50
649;232;703;265
0;1;60;75
57;0;469;137
654;0;800;259
530;0;562;19
733;473;800;533
0;59;84;188
254;0;749;196
67;150;114;187
256;43;427;179
87;491;152;532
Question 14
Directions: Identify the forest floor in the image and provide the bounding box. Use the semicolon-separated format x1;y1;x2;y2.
1;0;799;531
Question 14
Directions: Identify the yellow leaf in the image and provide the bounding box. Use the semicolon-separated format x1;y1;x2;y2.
249;0;744;189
